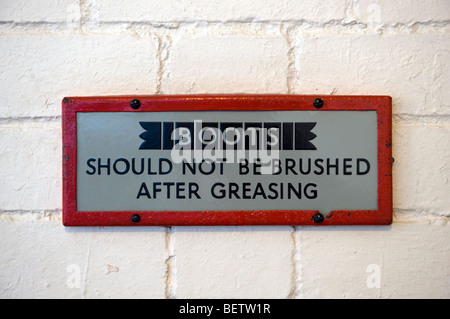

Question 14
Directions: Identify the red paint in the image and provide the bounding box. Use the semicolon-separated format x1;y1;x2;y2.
62;95;392;226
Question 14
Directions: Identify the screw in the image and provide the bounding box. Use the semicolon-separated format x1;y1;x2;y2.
130;99;141;110
312;213;324;224
313;98;324;109
130;214;141;223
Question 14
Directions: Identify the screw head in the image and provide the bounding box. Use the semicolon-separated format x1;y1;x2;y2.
312;213;324;224
130;99;141;110
313;98;324;109
130;214;141;223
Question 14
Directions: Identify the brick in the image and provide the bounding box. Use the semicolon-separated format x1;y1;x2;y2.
0;126;61;210
0;0;80;23
0;219;167;298
352;0;450;25
83;0;346;23
301;223;450;298
393;125;450;215
161;34;289;94
295;33;450;115
173;226;293;298
0;34;158;118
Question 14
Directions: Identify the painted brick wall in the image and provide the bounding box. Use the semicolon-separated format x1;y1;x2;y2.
1;0;449;299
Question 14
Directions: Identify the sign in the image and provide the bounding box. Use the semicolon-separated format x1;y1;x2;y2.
62;95;392;226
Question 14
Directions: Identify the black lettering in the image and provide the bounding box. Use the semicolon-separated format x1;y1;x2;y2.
131;158;144;175
327;158;339;175
220;122;243;151
286;158;297;175
175;122;194;150
139;122;162;150
159;158;172;175
272;159;282;175
305;183;318;199
242;182;251;199
314;158;324;175
176;182;186;199
239;159;249;175
147;158;157;175
288;183;302;199
189;183;201;199
299;158;311;175
201;122;219;150
199;160;215;175
357;158;371;175
98;158;111;175
162;122;174;150
163;182;175;199
268;183;279;199
253;183;267;199
229;183;241;199
264;123;281;150
138;121;319;152
244;123;261;150
137;182;151;199
343;158;352;175
86;158;96;175
280;182;284;199
211;183;226;199
113;158;130;175
153;182;162;198
282;123;293;150
182;160;196;175
295;122;317;150
253;159;262;175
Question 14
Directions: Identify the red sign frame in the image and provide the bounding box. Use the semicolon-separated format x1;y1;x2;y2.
62;95;392;226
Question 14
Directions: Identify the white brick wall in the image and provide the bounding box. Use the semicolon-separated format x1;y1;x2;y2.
295;33;450;115
0;34;159;118
350;0;450;25
0;219;168;298
82;0;346;23
0;0;80;23
301;222;450;298
0;125;61;210
162;33;290;94
0;0;449;299
173;226;294;299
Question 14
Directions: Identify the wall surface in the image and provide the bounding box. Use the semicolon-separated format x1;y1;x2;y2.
1;0;449;299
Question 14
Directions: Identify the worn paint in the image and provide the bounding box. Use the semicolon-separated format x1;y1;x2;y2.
62;95;392;226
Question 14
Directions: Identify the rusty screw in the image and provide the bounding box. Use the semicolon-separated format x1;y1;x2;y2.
131;214;141;223
312;213;324;224
313;98;324;109
130;99;141;109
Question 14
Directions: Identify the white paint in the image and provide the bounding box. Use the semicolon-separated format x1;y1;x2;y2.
366;264;381;289
0;0;449;299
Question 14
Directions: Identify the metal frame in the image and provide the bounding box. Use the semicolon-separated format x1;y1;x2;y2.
62;95;392;226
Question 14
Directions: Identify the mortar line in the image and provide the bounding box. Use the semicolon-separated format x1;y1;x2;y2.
78;0;83;31
288;226;302;299
164;226;177;299
81;247;90;299
392;113;450;125
0;209;62;213
1;19;449;34
281;23;296;94
0;116;62;127
155;35;164;94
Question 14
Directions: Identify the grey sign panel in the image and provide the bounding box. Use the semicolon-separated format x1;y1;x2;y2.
76;110;378;214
